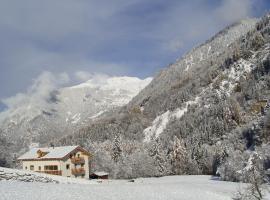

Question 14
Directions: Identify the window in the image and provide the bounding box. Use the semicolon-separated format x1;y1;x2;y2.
77;154;80;158
66;164;70;170
44;165;58;171
81;163;84;167
25;166;27;170
38;166;41;171
30;165;34;170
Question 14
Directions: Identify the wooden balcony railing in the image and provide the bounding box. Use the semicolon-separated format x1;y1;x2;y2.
36;170;62;176
71;157;85;164
72;168;85;175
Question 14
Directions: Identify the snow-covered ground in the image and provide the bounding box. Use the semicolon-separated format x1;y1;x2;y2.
0;167;94;184
1;167;269;200
2;175;269;200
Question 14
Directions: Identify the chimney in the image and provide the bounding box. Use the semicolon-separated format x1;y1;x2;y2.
50;142;55;149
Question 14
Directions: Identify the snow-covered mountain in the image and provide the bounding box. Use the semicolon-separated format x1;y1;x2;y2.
60;76;152;124
0;76;152;160
54;14;270;180
2;12;270;183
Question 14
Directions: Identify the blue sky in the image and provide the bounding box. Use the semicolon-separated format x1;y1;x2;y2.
0;0;270;111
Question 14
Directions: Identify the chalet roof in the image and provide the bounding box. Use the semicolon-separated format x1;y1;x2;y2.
17;145;87;161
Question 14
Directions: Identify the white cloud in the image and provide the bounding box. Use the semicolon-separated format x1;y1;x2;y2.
158;0;257;52
0;0;259;61
2;71;70;110
0;70;113;115
74;71;93;82
74;71;111;83
0;0;145;43
215;0;254;24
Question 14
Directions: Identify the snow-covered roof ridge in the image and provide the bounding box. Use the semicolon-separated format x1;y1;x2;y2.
92;171;109;176
17;145;86;160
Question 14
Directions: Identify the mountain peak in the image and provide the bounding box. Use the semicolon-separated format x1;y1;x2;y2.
0;75;152;153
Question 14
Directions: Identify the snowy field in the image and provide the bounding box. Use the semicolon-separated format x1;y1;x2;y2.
2;175;268;200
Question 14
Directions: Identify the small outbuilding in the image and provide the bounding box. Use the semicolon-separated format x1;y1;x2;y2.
90;171;109;179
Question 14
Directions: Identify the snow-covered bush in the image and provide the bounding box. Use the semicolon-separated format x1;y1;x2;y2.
217;150;248;182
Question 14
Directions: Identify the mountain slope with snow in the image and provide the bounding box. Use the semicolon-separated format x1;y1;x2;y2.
0;76;152;165
56;14;270;180
59;76;152;124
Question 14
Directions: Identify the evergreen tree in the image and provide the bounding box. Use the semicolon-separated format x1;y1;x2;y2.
111;133;122;163
149;138;168;175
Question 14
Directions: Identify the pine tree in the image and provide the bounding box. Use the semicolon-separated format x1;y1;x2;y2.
149;138;168;175
111;134;122;163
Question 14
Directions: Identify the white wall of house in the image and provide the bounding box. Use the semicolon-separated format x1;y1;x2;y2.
60;159;72;177
22;160;61;172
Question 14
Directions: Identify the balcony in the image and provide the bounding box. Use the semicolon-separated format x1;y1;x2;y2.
71;157;85;165
37;170;62;176
72;168;85;176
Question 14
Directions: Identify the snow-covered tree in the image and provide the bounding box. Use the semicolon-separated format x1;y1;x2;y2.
169;136;188;174
233;152;268;200
111;134;122;163
149;138;169;176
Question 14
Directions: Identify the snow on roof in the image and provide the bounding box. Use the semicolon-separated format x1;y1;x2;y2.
93;171;109;176
18;146;80;160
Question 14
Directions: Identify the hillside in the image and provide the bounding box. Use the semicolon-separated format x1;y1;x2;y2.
56;14;270;180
